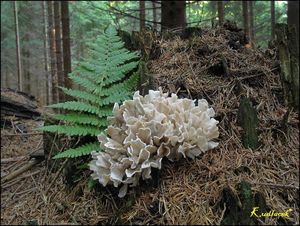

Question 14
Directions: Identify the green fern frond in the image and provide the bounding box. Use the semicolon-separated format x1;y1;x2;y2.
103;91;133;105
59;87;99;103
40;26;139;159
68;73;99;92
101;72;139;96
39;124;103;136
47;101;112;117
52;113;109;127
53;142;101;159
102;62;139;86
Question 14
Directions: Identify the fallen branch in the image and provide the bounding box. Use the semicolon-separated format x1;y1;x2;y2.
4;180;26;204
1;158;41;183
1;156;27;163
2;170;41;189
237;67;279;81
1;132;43;136
255;182;299;190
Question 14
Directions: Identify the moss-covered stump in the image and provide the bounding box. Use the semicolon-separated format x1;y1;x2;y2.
237;97;259;149
219;181;269;225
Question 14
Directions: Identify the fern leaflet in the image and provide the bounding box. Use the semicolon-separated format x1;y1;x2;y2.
40;26;139;159
53;142;101;159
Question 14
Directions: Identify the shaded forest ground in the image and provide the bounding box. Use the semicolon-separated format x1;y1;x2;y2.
1;25;299;225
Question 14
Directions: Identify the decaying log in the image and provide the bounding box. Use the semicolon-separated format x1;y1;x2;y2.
1;88;41;119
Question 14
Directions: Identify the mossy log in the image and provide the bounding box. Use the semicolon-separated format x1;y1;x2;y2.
237;96;259;149
275;23;299;112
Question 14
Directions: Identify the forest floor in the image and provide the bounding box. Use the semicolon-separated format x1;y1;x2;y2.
1;112;299;225
1;25;299;225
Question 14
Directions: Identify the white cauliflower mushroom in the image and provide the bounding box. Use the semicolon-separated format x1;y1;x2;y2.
89;88;219;197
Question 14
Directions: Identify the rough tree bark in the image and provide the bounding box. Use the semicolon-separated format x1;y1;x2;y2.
139;0;145;32
54;1;64;103
152;1;157;30
161;1;186;31
61;1;72;98
47;1;58;104
287;0;299;61
242;1;250;43
271;0;275;40
42;1;51;105
249;1;255;46
22;33;30;94
217;1;224;26
13;1;22;91
276;24;299;112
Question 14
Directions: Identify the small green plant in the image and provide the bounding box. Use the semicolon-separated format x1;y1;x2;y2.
39;26;139;159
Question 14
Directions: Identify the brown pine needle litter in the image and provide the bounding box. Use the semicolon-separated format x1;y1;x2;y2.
1;26;299;225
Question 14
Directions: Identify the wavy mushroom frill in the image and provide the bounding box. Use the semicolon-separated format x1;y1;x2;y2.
89;88;219;197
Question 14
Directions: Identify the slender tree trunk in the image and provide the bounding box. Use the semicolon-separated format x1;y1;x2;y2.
54;1;64;103
22;34;30;94
210;1;217;27
5;72;10;88
287;0;299;61
13;1;22;91
48;1;57;104
187;0;190;23
42;1;51;105
271;0;275;40
152;1;157;31
139;0;145;32
161;1;186;31
249;1;255;46
286;0;299;110
242;1;250;43
217;1;224;26
61;1;72;99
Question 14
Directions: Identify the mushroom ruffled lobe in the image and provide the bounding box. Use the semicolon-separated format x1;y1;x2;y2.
89;88;219;198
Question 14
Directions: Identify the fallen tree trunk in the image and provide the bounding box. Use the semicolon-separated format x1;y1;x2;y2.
1;88;41;119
